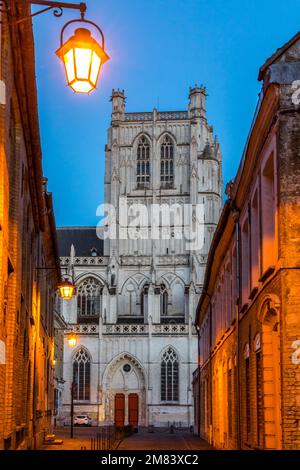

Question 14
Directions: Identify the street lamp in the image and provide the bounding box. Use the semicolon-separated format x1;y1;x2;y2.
58;278;76;300
10;1;109;93
67;332;77;347
56;23;109;93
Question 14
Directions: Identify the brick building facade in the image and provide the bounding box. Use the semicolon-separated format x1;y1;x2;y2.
0;2;60;449
194;32;300;449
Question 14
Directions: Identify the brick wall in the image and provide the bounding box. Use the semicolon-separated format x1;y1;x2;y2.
278;84;300;449
195;35;300;450
0;3;59;450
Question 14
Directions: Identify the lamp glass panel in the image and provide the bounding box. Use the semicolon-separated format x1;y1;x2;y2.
64;49;75;83
90;52;101;85
59;285;74;300
74;47;92;79
68;337;77;347
70;81;94;94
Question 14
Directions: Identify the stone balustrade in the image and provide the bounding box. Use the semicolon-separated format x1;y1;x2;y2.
65;323;197;336
124;110;189;122
66;324;99;335
60;256;109;266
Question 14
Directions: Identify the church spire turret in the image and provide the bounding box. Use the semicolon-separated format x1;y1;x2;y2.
111;89;126;123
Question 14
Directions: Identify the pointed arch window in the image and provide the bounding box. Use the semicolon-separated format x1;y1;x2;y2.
160;135;174;188
77;277;102;318
137;136;150;188
161;347;179;402
73;348;91;401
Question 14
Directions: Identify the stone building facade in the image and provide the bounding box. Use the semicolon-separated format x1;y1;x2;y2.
194;32;300;449
0;2;60;449
57;86;222;428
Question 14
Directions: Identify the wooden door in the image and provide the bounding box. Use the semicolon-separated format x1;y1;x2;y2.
114;393;125;427
128;393;139;426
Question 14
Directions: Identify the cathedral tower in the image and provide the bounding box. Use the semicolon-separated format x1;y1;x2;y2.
58;86;222;428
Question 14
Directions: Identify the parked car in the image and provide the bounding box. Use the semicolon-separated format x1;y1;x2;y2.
73;415;92;426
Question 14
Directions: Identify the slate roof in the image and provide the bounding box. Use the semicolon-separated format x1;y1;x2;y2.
56;227;104;257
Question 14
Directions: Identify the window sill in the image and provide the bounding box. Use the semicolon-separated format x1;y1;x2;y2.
160;401;180;405
136;185;150;190
240;303;248;314
259;266;275;283
249;286;259;300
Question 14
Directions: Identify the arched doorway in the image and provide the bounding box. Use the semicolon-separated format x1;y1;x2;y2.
102;353;146;427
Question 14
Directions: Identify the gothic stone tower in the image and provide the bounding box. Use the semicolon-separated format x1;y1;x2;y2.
58;86;222;427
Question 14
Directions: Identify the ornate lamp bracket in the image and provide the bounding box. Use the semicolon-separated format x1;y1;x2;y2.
1;1;87;25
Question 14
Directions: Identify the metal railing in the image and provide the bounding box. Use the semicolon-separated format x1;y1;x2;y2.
90;425;116;451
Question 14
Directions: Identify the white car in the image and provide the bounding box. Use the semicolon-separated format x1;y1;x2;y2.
74;415;92;426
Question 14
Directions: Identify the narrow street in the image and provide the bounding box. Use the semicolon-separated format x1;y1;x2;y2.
40;427;213;451
117;429;213;451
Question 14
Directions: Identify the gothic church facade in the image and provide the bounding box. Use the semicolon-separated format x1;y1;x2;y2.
57;86;222;427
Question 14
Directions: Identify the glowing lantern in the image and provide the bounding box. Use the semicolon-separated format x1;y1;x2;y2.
56;25;109;94
67;333;77;348
58;279;76;300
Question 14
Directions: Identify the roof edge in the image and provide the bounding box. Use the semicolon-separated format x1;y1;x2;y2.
258;30;300;81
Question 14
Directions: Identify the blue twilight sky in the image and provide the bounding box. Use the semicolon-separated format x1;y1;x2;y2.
33;0;300;227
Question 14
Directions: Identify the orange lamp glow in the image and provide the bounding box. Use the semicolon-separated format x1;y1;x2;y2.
56;27;109;94
67;333;77;348
58;279;76;300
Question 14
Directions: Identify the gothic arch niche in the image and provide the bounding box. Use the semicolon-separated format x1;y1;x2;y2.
157;273;185;320
102;353;146;426
119;274;151;319
257;294;282;449
170;280;185;316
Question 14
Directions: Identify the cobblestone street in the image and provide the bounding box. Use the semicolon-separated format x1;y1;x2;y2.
117;429;214;451
40;427;213;451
